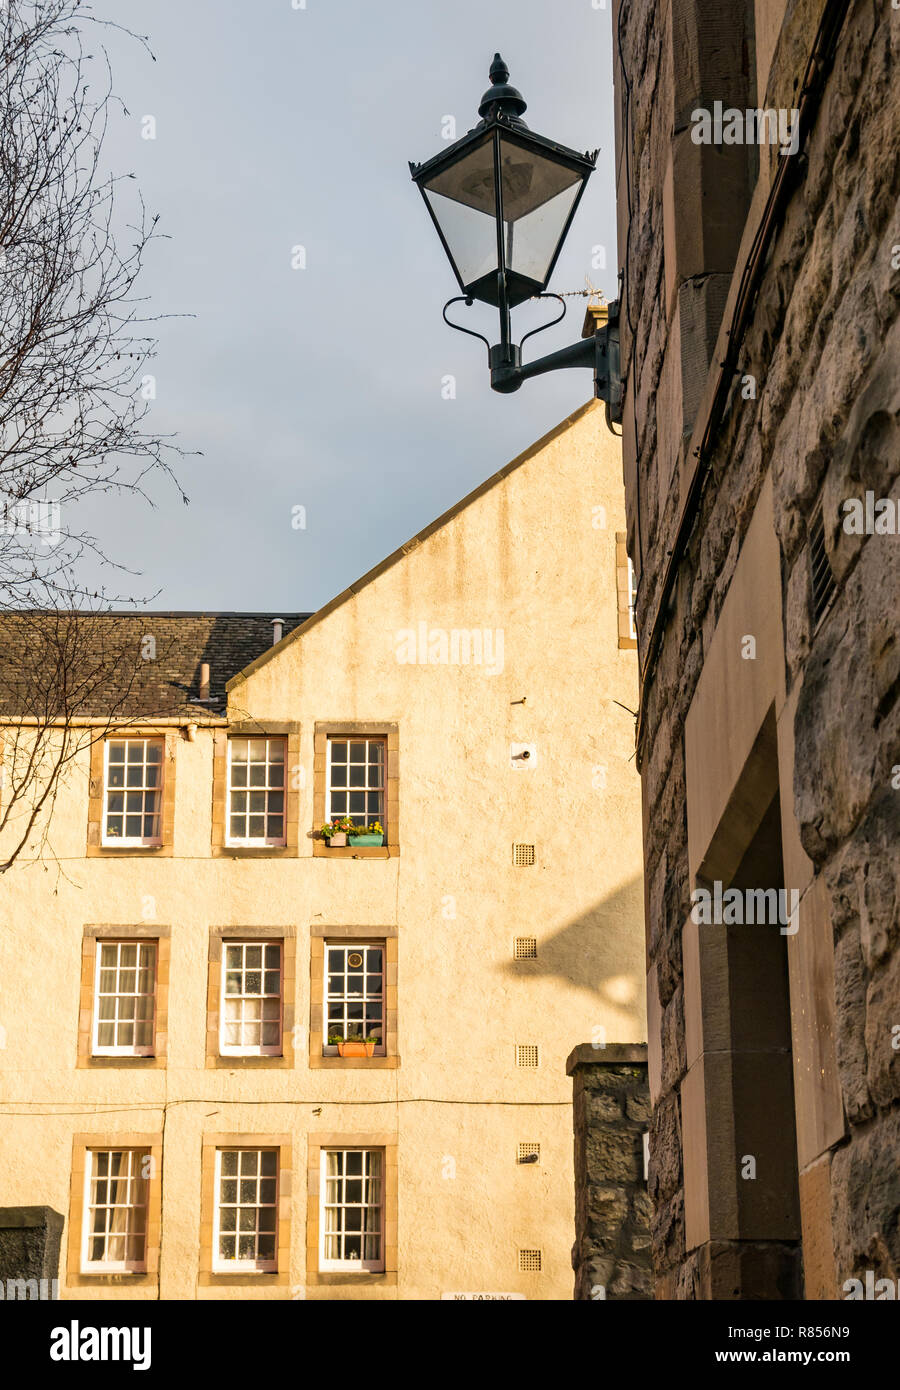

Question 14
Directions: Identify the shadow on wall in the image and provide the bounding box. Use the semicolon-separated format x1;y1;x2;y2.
498;875;645;1037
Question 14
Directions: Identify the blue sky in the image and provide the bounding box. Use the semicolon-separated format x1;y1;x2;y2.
83;0;618;611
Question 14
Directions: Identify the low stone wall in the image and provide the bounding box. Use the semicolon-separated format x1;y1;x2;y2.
0;1206;63;1299
567;1043;651;1300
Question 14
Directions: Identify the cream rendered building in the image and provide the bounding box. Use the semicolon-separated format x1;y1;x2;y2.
0;398;645;1300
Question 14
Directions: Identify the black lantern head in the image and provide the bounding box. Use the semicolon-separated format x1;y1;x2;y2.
409;53;621;420
410;55;597;309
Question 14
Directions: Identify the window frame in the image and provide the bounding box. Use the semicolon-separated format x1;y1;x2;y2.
318;1147;385;1274
312;724;399;860
101;737;164;848
322;942;385;1057
219;940;284;1058
212;1147;279;1274
225;735;288;848
615;532;638;652
325;735;386;830
80;1147;150;1275
91;939;157;1058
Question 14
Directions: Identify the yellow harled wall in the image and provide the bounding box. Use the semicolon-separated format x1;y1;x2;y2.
0;398;645;1299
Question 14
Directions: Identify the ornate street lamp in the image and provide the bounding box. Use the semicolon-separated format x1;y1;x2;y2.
410;54;622;420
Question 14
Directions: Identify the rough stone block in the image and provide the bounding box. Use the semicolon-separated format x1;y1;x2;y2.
0;1208;63;1293
864;946;900;1108
831;1105;900;1283
570;1049;651;1299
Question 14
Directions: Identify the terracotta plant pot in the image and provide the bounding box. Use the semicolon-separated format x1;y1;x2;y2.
336;1040;377;1058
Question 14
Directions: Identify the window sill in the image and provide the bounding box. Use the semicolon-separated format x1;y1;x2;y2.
219;1051;283;1059
199;1269;289;1288
224;841;287;850
79;1054;165;1070
87;843;171;857
100;840;163;850
309;1054;399;1069
209;1054;290;1069
89;1053;157;1062
313;843;397;859
307;1270;396;1287
212;844;296;859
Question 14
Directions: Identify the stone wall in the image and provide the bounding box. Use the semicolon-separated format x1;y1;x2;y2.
613;0;900;1297
568;1044;651;1299
0;1207;63;1297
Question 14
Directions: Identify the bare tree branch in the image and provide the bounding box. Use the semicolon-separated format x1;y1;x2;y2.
0;1;189;869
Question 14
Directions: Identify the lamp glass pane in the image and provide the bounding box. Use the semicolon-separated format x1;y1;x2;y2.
504;180;581;284
422;136;498;289
422;133;584;293
423;136;496;215
422;190;496;288
499;136;582;285
498;137;581;219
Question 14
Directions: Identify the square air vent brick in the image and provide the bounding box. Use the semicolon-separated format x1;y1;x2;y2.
514;937;538;960
517;1143;541;1164
512;843;535;867
518;1249;542;1272
516;1044;539;1068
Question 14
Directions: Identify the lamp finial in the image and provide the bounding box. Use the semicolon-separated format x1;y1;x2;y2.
478;52;528;124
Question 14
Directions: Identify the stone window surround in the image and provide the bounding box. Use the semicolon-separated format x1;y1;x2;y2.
680;705;804;1288
211;723;301;857
87;728;177;857
313;722;399;859
305;1133;398;1289
616;532;638;651
308;925;399;1070
206;926;296;1069
67;1133;163;1290
77;925;170;1069
199;1134;292;1289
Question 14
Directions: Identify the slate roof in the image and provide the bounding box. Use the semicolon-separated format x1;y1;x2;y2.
0;611;311;718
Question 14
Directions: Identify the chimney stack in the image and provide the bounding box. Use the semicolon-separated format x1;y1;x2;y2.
582;299;608;338
271;618;284;646
199;662;210;702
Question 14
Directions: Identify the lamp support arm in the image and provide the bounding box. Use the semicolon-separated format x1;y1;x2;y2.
488;300;623;424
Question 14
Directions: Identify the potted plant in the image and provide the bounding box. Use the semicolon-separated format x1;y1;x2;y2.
348;820;385;847
334;1034;380;1058
320;817;354;847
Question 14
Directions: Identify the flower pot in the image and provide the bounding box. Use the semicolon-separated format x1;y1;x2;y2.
326;832;347;846
337;1040;377;1058
349;833;384;847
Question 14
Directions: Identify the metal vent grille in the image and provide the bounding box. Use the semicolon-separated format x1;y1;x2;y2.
517;1143;540;1164
516;1044;539;1068
512;843;535;867
809;505;836;627
514;937;538;959
518;1248;542;1272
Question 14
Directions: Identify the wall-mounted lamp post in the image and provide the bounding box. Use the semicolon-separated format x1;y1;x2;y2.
410;54;622;423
